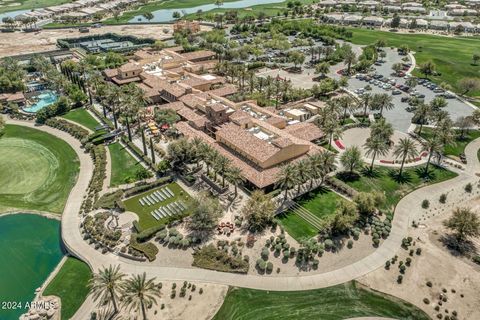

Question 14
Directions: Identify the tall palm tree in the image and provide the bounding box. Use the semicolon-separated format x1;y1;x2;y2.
393;137;419;177
295;159;312;194
422;135;443;174
322;116;343;150
226;166;244;197
214;155;230;187
205;148;219;176
413;103;432;135
190;137;204;168
371;93;394;117
89;265;125;315
337;95;356;124
364;137;390;171
360;92;372;119
275;164;299;201
343;50;357;75
121;272;161;320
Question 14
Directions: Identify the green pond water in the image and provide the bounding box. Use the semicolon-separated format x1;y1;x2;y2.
0;214;64;320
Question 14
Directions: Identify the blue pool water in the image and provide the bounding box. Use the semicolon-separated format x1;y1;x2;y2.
23;91;58;113
129;0;285;23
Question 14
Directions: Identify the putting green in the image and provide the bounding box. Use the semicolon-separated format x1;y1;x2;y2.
0;138;59;194
0;125;79;214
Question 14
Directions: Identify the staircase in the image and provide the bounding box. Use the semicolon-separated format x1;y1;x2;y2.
289;202;324;231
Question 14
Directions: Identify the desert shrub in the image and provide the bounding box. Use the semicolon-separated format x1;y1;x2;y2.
422;199;430;209
266;262;273;272
423;298;430;304
416;247;422;255
397;275;403;283
465;183;472;193
439;193;447;203
257;259;267;271
426;281;432;287
385;260;390;269
261;247;269;260
192;244;249;273
347;240;354;248
324;239;333;250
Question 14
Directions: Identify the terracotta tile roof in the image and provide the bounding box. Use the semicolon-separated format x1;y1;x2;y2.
156;101;185;111
181;50;216;61
283;122;325;141
177;107;205;122
206;85;238;97
179;93;207;108
271;137;294;148
216;122;279;163
118;62;141;73
112;76;141;85
103;68;118;78
175;122;318;188
229;110;251;124
265;116;287;127
209;102;226;112
161;82;187;98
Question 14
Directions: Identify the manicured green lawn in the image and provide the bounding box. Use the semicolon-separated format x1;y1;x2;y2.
0;125;79;214
108;142;150;187
0;0;71;13
419;127;480;158
336;165;457;211
213;281;430;320
123;182;192;230
278;187;346;241
61;108;99;131
347;28;480;97
43;257;92;320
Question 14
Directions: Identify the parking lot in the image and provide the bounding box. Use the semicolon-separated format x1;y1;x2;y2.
347;48;474;132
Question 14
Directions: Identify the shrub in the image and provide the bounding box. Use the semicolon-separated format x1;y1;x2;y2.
416;247;422;255
347;240;354;248
399;264;406;273
373;238;380;246
199;288;203;294
426;280;432;287
397;275;403;283
261;247;269;260
257;259;267;271
421;199;430;209
424;298;430;304
465;183;472;193
439;193;447;203
266;262;273;272
130;235;158;261
312;259;319;269
192;245;249;273
385;260;390;269
324;239;333;250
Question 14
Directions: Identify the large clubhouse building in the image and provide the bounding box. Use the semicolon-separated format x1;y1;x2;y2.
104;47;326;190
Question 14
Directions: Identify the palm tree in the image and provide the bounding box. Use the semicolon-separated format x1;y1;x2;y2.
275;164;299;201
205;148;219;176
364;137;390;172
295;159;312;194
337;95;356;124
393;137;419;177
340;146;363;175
309;151;336;189
360;92;372;120
214;155;230;187
89;265;125;315
413;103;431;135
121;272;161;320
422;135;443;174
319;115;342;150
371;93;394;117
226;166;244;197
343;50;357;75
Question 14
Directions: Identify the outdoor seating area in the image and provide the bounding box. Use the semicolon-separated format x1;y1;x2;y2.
217;221;235;235
139;186;174;206
150;200;187;220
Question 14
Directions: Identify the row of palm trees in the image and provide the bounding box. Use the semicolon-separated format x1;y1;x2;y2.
167;137;245;196
275;150;337;201
89;265;160;320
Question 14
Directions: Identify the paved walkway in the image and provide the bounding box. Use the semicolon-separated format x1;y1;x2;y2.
6;119;480;319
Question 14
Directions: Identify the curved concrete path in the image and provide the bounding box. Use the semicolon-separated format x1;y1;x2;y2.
6;119;480;318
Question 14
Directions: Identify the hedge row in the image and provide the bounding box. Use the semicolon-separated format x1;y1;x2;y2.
130;234;159;261
123;176;173;198
325;176;358;198
45;117;89;141
82;145;107;213
94;189;125;211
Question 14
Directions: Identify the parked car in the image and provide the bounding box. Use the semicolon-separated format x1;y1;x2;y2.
392;89;402;95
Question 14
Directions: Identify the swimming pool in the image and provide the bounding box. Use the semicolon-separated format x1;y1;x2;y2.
23;91;58;113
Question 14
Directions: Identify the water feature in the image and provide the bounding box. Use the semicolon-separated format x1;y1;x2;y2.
0;214;64;320
23;91;58;113
129;0;285;23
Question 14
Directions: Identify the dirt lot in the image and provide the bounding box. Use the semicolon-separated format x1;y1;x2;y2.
358;195;480;320
0;24;211;58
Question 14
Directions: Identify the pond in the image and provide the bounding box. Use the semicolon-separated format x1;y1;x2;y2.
0;214;64;320
23;91;58;113
129;0;285;23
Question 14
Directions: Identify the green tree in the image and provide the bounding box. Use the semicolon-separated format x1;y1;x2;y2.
242;190;276;231
275;164;299;201
143;12;154;22
331;201;359;234
458;78;480;96
343;50;357;75
226;166;244;197
340;146;363;175
364;137;390;171
412;103;432;135
288;50;306;70
370;93;394;117
354;192;385;216
314;62;330;78
393;137;419;177
422;135;443;174
443;207;480;242
89;265;125;315
172;11;181;19
419;60;436;78
188;192;223;240
121;272;161;320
